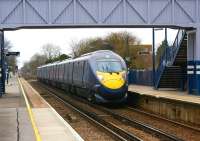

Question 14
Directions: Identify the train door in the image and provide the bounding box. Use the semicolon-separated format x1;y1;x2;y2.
54;65;56;81
66;63;70;83
49;66;52;80
62;64;65;82
58;65;61;82
45;67;47;80
52;66;54;80
47;67;49;80
64;63;68;83
71;62;75;85
83;61;89;88
58;64;61;82
44;67;46;80
78;61;84;86
56;65;58;82
56;65;59;82
60;64;63;82
73;62;79;86
54;65;56;82
81;61;85;86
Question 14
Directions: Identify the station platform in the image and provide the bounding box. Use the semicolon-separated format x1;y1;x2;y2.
0;76;84;141
128;84;200;105
128;84;200;125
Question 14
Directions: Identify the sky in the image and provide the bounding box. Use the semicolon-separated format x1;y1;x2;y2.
5;28;178;68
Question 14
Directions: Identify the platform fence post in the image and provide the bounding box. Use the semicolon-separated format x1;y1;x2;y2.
187;31;195;94
195;26;200;95
0;30;5;96
0;31;2;96
152;28;156;88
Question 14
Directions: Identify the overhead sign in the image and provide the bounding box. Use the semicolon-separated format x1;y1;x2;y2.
6;52;20;56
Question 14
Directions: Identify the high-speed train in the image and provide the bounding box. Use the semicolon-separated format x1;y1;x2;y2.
37;50;128;103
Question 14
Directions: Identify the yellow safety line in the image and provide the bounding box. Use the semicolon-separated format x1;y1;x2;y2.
18;78;42;141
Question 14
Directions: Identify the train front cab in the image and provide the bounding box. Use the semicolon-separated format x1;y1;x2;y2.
92;58;128;103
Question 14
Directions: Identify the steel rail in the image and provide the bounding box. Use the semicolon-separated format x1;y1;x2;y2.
40;85;143;141
127;107;200;132
72;96;184;141
90;104;184;141
38;82;183;141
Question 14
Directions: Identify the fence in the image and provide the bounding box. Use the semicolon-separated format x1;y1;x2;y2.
128;69;153;86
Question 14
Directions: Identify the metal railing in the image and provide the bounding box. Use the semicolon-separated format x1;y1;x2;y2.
155;29;186;88
128;29;186;87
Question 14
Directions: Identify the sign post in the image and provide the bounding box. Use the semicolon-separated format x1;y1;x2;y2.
6;52;20;56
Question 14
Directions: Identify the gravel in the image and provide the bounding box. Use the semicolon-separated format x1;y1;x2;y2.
29;80;116;141
113;108;200;141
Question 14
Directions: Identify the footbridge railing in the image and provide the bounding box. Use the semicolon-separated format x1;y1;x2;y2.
155;29;186;88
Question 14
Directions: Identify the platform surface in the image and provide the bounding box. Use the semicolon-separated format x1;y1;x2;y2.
129;85;200;104
19;78;84;141
0;76;36;141
0;76;84;141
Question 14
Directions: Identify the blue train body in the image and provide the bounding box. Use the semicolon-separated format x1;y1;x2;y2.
37;50;128;103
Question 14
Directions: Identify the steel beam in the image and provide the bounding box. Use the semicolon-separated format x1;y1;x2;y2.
0;0;199;29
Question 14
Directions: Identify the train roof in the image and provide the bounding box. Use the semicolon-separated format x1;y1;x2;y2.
80;50;113;57
38;50;118;69
38;57;74;68
72;50;115;61
38;60;65;69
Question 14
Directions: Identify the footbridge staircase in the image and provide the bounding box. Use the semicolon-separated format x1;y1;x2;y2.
155;29;187;90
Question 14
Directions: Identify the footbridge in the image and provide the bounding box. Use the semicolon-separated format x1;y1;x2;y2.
0;0;199;28
0;0;200;95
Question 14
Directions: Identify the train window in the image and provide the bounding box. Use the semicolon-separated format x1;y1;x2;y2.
96;59;123;72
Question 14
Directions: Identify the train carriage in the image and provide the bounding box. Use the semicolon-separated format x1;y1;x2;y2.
37;50;128;103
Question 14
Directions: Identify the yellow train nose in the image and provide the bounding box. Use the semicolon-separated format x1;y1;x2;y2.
103;79;124;89
96;71;125;89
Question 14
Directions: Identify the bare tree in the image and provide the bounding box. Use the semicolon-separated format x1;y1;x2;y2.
70;40;80;58
41;43;61;60
21;53;47;78
4;40;12;51
70;31;141;59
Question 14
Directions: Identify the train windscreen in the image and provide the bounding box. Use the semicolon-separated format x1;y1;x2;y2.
96;59;123;72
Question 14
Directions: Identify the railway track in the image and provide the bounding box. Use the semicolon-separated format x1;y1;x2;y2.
69;95;184;141
126;107;200;133
84;103;183;141
37;85;143;141
35;82;183;141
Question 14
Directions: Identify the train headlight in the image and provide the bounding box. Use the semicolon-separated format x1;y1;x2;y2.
97;74;104;81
